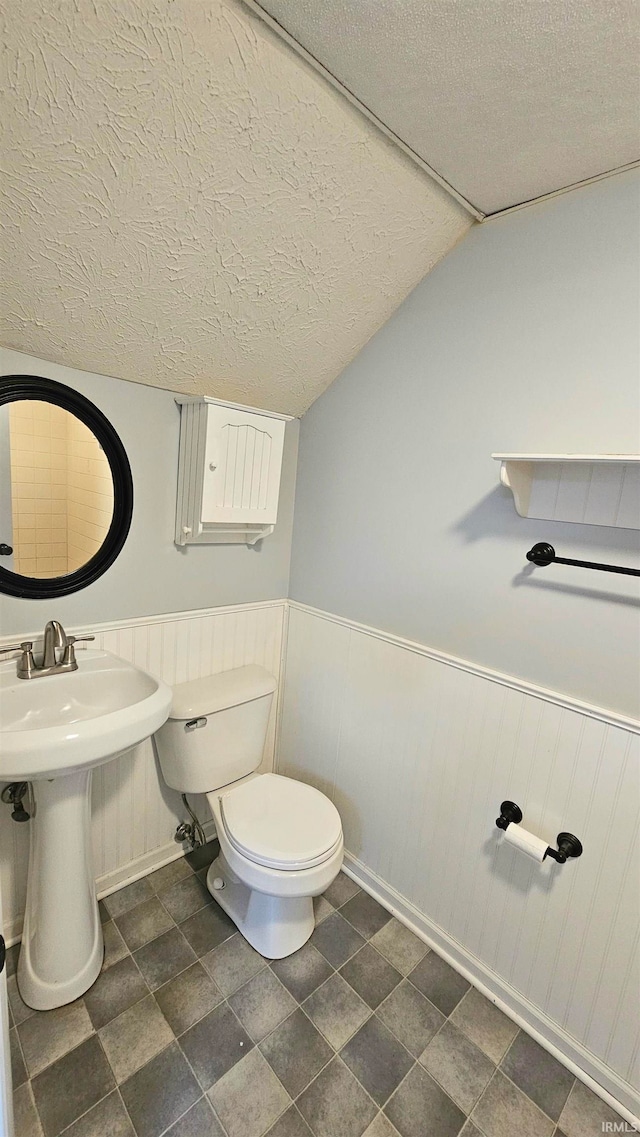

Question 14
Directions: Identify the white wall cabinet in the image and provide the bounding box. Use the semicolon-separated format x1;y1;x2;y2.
176;398;292;545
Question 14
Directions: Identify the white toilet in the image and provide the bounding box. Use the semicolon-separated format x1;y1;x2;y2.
155;664;343;958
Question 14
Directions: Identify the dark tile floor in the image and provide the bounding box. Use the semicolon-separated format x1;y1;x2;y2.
8;841;629;1137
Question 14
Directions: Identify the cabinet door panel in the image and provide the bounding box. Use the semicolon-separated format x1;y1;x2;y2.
201;407;285;524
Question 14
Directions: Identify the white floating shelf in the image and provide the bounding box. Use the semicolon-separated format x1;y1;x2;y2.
492;454;640;530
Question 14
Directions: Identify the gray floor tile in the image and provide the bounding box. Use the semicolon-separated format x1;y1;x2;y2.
179;903;236;957
13;1083;43;1137
10;1025;28;1089
450;989;518;1064
297;1056;377;1137
31;1036;116;1137
362;1115;402;1137
185;840;219;873
104;879;153;919
8;975;35;1026
341;1016;414;1107
341;893;392;940
114;897;173;952
18;999;93;1078
147;858;193;894
472;1070;555;1137
229;968;298;1043
99;900;111;925
303;973;371;1050
61;1090;135;1136
340;944;402;1010
260;1008;333;1097
420;1020;495;1114
99;995;174;1083
313;895;334;925
103;921;129;971
265;1105;314;1136
271;943;333;1002
201;933;267;996
311;913;366;969
558;1079;628;1137
159;876;213;924
501;1030;574;1121
162;1096;226;1137
120;1042;201;1137
179;1001;253;1090
370;921;429;977
155;962;222;1035
85;955;149;1030
407;952;470;1017
133;927;197;992
208;1048;291;1137
6;942;20;977
385;1063;465;1137
323;873;361;909
378;979;445;1058
22;869;601;1137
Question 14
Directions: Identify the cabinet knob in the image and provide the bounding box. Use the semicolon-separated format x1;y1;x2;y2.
209;463;217;471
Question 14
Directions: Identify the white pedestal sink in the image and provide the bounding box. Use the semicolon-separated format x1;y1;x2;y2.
0;649;172;1010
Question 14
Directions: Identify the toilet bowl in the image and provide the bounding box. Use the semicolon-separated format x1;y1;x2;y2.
154;665;343;957
207;772;343;957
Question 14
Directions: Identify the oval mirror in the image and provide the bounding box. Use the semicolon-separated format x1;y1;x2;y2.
0;375;133;598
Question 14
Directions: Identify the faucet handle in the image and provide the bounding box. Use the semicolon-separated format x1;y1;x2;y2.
0;642;36;679
61;635;95;668
0;641;33;654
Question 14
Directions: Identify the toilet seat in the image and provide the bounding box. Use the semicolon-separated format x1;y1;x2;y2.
218;773;342;871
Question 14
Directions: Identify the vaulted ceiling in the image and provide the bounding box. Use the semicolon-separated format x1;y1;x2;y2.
0;0;470;416
2;1;635;415
250;0;639;216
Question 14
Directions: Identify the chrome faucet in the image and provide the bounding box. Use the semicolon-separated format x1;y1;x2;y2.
0;620;95;679
42;620;67;668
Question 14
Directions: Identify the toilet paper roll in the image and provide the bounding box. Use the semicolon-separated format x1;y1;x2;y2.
502;823;548;862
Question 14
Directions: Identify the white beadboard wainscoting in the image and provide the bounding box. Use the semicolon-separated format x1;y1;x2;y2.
0;600;286;944
278;602;640;1120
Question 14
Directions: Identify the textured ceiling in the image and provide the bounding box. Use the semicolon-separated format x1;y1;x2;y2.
0;0;470;416
250;0;640;215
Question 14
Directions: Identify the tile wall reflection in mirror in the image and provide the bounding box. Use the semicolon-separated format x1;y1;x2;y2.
6;400;114;579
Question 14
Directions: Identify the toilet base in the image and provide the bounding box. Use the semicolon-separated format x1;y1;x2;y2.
207;854;315;959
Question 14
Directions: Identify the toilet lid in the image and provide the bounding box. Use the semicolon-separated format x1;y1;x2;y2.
219;773;343;870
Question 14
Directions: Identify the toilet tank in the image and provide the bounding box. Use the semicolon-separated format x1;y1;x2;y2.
154;665;277;794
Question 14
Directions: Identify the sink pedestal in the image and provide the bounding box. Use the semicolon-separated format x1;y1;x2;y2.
18;770;103;1011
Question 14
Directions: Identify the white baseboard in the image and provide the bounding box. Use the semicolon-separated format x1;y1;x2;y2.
5;821;218;947
343;850;640;1127
96;820;218;901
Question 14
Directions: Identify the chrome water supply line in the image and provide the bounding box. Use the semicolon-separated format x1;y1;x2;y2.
174;793;206;849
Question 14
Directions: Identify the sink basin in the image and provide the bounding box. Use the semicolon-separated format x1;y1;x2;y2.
0;648;172;1011
0;648;171;779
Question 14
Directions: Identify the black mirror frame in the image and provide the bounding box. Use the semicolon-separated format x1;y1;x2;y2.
0;375;133;599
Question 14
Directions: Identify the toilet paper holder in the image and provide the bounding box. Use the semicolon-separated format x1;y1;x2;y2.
496;801;583;863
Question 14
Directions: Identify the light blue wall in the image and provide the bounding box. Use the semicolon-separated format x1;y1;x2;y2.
0;350;298;636
290;171;640;716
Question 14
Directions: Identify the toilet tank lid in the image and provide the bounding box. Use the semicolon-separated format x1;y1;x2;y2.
168;665;277;719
